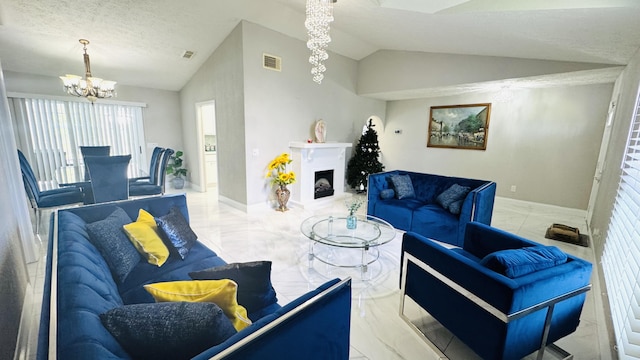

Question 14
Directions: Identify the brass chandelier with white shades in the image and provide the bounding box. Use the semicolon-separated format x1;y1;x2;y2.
60;39;116;103
305;0;336;84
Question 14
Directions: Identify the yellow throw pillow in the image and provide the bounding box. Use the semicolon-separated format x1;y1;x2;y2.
123;209;170;266
144;280;251;331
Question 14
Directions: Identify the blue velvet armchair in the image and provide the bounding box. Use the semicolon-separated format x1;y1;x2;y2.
400;222;592;360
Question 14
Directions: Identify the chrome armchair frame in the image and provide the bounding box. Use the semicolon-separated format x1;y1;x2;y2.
399;252;592;360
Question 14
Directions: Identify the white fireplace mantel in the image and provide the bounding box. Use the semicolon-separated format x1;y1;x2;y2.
289;142;352;207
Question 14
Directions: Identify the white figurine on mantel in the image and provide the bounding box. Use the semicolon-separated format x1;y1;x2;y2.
314;120;326;143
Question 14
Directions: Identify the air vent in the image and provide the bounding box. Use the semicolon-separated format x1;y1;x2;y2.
263;53;281;71
182;50;195;60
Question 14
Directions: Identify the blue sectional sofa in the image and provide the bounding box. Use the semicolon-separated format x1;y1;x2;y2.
37;194;352;359
367;170;496;246
400;223;592;359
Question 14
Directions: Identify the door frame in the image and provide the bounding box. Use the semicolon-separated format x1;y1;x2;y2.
195;100;216;193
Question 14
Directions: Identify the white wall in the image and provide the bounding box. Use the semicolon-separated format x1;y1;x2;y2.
380;83;612;209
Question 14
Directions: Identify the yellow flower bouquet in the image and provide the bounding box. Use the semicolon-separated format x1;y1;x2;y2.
266;153;296;187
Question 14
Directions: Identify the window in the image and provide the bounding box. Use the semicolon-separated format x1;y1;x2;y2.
9;96;146;188
602;86;640;358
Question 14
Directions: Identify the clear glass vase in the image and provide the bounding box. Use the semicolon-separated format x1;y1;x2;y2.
346;213;357;229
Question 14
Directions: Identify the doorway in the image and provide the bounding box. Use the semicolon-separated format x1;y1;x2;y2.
196;100;217;193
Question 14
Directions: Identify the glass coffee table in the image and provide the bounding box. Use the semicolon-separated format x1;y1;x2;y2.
300;214;396;280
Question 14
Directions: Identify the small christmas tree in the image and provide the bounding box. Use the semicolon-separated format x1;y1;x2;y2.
347;119;384;192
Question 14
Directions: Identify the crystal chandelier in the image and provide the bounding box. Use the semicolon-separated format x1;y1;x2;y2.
60;39;116;103
305;0;336;84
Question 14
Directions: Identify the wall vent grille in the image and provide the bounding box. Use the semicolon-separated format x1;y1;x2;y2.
182;50;195;59
263;53;281;71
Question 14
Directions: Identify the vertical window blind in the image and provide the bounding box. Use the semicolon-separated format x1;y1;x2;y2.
9;97;146;189
602;87;640;358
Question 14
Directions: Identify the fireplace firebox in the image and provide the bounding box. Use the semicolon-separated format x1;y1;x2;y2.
314;170;334;199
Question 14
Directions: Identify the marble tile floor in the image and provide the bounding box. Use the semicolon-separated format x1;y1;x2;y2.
25;189;613;359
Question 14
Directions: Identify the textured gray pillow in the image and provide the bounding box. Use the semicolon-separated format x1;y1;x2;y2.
86;207;140;283
389;174;415;199
436;184;471;214
100;302;237;359
156;206;198;260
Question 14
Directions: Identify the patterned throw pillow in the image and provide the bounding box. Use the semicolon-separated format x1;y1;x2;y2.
86;207;141;283
389;174;416;199
100;302;236;359
435;184;471;214
155;206;198;260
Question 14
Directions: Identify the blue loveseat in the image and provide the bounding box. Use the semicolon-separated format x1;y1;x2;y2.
400;223;592;359
37;194;352;359
367;170;496;246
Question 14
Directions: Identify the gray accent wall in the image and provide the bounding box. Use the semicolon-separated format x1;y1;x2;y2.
179;21;386;206
379;83;612;210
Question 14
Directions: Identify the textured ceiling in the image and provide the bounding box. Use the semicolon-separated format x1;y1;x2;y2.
0;0;639;93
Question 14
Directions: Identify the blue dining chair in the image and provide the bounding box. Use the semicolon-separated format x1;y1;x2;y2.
80;146;111;181
85;155;131;203
129;146;164;185
129;148;174;197
17;150;84;234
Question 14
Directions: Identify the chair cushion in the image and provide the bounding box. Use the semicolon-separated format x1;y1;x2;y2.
156;206;198;260
189;261;278;314
390;174;415;199
480;245;568;278
144;279;251;331
86;207;141;283
123;209;170;266
435;184;471;214
100;302;237;360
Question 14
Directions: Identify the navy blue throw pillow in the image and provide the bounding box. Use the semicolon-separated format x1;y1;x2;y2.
480;245;568;278
100;302;236;360
389;174;416;199
86;207;140;283
436;184;471;214
190;260;278;314
379;189;395;200
156;206;198;260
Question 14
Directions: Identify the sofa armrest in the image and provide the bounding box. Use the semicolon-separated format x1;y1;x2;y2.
367;171;397;214
194;277;352;360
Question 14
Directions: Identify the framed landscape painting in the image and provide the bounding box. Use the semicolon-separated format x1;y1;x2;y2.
427;103;491;150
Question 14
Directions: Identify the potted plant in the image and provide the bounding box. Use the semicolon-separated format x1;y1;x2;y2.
166;150;187;189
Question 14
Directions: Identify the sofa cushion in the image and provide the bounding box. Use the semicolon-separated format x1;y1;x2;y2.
156;206;198;260
86;207;141;283
436;184;471;214
100;302;237;360
390;174;416;199
480;245;568;278
123;209;170;266
189;261;278;315
144;279;252;331
379;188;395;200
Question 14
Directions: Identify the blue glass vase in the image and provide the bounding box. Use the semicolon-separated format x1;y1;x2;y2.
346;214;357;229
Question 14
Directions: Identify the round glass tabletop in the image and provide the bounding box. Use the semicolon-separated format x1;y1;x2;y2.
300;214;396;249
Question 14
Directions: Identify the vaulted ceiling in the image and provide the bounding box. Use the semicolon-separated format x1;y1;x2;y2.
0;0;639;91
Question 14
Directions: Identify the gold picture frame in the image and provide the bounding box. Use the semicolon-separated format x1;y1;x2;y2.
427;103;491;150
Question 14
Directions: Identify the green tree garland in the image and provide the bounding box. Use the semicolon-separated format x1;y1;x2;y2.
346;119;384;192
